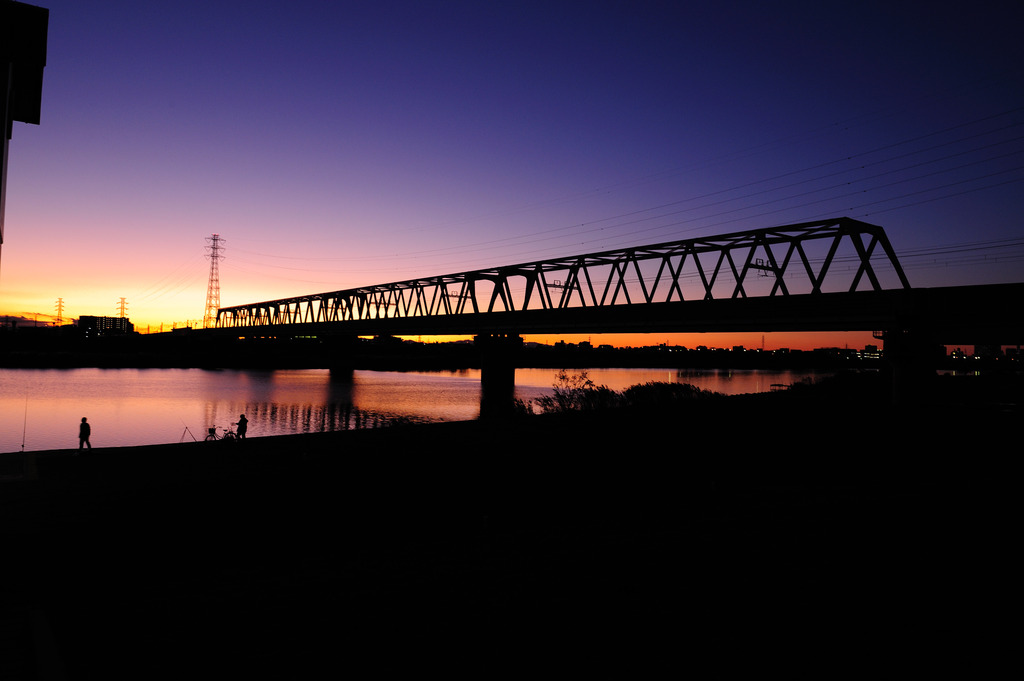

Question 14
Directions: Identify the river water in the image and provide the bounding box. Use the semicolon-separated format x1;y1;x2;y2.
0;367;824;453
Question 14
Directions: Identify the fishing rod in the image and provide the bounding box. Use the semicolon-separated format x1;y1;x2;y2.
21;395;28;452
179;413;196;440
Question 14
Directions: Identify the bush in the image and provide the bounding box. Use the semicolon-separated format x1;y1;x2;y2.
535;369;616;413
511;397;535;416
533;370;721;414
619;381;719;407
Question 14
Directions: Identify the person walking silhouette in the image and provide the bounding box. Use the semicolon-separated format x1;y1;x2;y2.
235;414;248;439
79;417;91;450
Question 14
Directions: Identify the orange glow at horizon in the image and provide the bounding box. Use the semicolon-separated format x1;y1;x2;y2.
401;331;880;352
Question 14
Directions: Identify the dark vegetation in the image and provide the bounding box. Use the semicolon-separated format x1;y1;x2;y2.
516;366;1021;417
520;368;723;415
3;326;1018;377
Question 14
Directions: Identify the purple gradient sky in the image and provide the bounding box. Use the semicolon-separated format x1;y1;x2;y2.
2;0;1022;346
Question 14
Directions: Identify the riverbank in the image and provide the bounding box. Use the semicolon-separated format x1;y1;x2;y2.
0;387;1014;677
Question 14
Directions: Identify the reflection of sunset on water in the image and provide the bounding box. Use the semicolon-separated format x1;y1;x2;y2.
1;366;837;453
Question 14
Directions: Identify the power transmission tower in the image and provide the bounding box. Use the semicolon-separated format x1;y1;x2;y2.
116;298;128;318
55;297;64;325
204;234;223;328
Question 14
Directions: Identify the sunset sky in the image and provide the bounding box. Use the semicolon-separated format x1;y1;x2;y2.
2;0;1021;350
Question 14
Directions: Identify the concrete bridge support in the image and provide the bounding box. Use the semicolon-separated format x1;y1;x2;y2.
475;333;523;419
883;329;942;407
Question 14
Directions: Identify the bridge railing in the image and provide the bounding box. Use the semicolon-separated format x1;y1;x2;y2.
216;217;911;329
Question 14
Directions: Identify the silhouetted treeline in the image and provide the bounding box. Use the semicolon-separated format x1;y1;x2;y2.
0;325;1017;372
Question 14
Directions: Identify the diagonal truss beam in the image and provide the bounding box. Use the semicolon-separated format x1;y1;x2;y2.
216;217;911;329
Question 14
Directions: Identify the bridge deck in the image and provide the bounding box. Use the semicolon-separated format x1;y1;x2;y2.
207;283;1024;346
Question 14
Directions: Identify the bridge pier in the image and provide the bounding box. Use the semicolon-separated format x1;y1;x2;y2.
475;333;523;419
883;329;942;407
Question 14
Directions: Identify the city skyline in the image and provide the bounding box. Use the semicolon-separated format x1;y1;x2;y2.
2;1;1021;350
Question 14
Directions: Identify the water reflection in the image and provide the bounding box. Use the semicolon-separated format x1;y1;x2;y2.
1;366;829;452
196;370;432;441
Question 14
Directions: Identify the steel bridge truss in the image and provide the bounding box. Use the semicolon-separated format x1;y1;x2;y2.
216;218;911;329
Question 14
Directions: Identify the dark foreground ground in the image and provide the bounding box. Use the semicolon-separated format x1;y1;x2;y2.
0;376;1016;678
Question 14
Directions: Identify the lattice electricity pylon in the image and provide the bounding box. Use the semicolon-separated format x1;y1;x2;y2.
215;217;911;328
203;234;223;329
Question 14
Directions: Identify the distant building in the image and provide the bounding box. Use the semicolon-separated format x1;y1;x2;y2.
975;344;1003;359
79;315;134;337
860;345;882;360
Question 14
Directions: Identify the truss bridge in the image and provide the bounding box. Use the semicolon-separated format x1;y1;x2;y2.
215;217;1021;343
217;218;940;337
210;217;1024;414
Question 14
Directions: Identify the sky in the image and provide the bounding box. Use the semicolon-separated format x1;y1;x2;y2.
2;0;1022;349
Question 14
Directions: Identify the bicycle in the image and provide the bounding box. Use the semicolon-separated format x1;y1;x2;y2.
204;426;237;441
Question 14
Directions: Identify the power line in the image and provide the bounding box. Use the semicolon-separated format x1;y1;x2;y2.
170;105;1024;297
